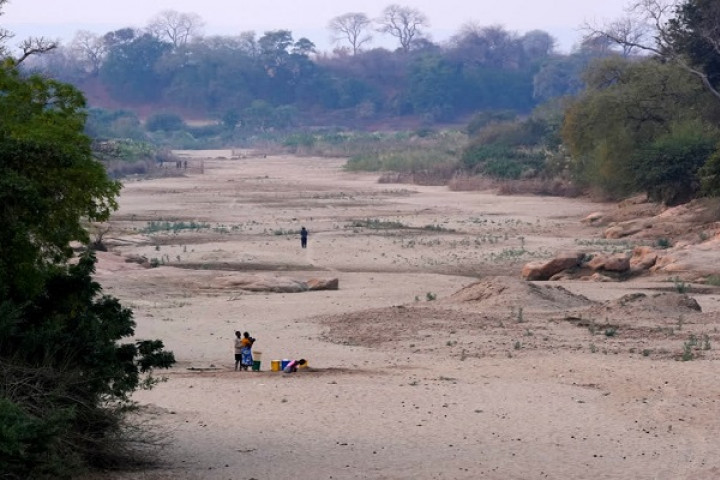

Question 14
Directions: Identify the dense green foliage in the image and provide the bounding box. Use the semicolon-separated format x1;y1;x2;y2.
561;57;720;202
0;62;175;478
29;24;562;128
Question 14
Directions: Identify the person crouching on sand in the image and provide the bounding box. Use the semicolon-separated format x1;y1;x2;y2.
283;359;306;373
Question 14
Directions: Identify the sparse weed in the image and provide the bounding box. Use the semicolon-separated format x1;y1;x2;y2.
350;218;407;230
672;277;689;294
142;220;210;233
682;341;694;361
655;237;671;249
426;292;437;301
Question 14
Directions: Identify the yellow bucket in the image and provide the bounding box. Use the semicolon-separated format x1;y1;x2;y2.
270;360;281;372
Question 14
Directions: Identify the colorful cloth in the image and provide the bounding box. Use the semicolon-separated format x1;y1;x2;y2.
241;346;253;367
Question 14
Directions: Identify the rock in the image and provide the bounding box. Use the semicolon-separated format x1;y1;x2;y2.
521;251;584;281
212;275;339;293
604;221;645;239
604;255;631;272
630;246;657;271
586;253;630;273
589;272;615;282
306;278;339;290
582;212;605;225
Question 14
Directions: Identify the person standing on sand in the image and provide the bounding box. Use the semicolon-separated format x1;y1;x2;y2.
300;226;308;249
234;331;243;371
240;331;255;371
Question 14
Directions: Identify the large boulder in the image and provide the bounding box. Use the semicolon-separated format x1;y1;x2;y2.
630;246;658;272
521;251;584;281
586;253;630;273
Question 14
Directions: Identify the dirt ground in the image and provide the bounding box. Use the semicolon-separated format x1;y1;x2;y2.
90;150;720;480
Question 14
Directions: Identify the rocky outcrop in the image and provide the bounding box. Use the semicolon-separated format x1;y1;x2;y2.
586;253;630;273
212;275;339;293
521;251;584;281
629;246;658;272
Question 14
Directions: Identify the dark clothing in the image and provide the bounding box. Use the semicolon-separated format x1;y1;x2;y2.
300;227;308;248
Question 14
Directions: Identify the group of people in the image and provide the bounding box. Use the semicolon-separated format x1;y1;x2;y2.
233;331;305;373
234;331;255;371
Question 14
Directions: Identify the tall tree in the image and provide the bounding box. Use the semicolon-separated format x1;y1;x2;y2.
561;56;720;199
146;9;205;48
69;30;107;76
328;12;373;55
667;0;720;92
0;0;56;63
1;36;174;475
376;4;428;53
100;33;172;102
584;0;720;101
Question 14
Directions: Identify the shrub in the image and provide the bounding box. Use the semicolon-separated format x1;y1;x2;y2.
631;121;717;205
145;112;185;132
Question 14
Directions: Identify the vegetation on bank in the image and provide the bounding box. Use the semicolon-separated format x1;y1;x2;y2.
0;14;176;478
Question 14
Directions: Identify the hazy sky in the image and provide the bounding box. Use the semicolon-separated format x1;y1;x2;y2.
3;0;631;53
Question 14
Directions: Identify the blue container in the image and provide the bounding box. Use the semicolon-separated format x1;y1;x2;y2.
281;359;290;371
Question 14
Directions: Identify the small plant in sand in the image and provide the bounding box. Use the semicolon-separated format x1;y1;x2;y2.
604;327;617;337
350;218;407;230
681;341;694;361
677;315;684;330
516;307;524;323
702;334;711;350
423;224;455;232
426;292;437;301
655;237;672;249
514;341;522;350
672;277;690;294
705;275;720;286
589;343;597;353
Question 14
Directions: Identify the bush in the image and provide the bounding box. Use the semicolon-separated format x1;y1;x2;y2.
0;255;175;477
631;122;717;205
699;146;720;197
145;112;185;132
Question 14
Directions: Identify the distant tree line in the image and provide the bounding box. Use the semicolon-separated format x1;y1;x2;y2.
23;5;596;128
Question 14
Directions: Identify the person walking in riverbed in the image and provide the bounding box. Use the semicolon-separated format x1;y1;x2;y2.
300;226;308;249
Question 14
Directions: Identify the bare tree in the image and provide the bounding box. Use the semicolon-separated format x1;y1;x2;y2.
70;30;107;75
147;10;205;48
376;4;428;53
328;12;372;55
1;0;57;63
583;0;720;101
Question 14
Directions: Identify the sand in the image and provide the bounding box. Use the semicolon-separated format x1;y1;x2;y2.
89;151;720;480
